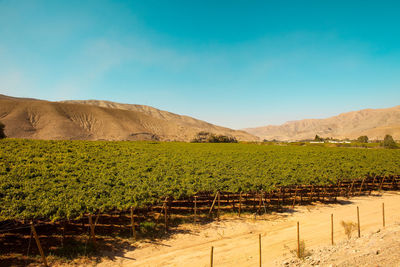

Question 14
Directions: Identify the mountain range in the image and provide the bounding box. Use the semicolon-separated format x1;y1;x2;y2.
244;105;400;141
1;94;399;141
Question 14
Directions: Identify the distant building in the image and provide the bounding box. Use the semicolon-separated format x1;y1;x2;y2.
309;140;351;144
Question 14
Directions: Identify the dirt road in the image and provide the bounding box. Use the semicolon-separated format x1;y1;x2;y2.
98;192;400;267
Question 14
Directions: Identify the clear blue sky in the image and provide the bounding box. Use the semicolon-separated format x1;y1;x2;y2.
1;0;400;129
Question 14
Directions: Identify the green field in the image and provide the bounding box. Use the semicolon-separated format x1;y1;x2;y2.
1;139;399;221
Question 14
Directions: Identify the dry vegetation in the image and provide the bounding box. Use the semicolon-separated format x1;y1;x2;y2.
340;221;358;239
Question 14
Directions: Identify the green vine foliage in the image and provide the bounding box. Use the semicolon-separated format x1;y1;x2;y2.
1;139;399;221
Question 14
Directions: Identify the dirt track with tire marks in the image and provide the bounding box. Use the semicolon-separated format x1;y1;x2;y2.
98;191;400;267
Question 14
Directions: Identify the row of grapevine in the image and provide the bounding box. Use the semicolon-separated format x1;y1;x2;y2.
1;139;400;221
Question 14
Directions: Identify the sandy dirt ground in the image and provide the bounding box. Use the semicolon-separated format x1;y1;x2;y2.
97;191;400;267
280;223;400;266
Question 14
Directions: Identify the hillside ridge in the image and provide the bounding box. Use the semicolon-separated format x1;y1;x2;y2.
0;94;257;142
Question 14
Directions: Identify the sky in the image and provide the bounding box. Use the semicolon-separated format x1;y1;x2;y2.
1;0;400;129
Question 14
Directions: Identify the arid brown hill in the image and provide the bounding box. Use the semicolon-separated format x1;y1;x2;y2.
244;105;400;141
0;94;258;142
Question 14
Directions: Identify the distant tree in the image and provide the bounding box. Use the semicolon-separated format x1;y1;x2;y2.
314;135;324;142
0;122;5;139
382;134;397;148
207;134;237;143
357;136;369;143
191;132;237;143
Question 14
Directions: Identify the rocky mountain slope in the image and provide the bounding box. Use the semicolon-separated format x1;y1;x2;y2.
244;106;400;141
0;95;257;142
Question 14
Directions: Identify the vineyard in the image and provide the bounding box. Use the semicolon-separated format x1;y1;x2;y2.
1;139;400;222
1;139;400;265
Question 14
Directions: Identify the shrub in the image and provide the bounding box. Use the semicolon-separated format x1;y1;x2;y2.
298;240;308;258
341;220;357;239
285;239;310;259
140;221;157;234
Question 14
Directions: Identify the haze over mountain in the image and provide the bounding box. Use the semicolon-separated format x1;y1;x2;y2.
0;95;257;142
244;106;400;141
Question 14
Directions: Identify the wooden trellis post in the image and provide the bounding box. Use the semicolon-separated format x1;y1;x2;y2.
331;214;334;245
253;192;257;210
382;203;385;227
61;220;66;248
217;191;220;221
130;207;137;240
261;191;267;214
358;178;366;195
231;193;235;211
300;187;303;204
322;186;327;202
379;176;386;191
194;196;198;223
31;222;48;267
27;228;33;256
209;192;219;218
297;221;300;258
278;188;282;207
369;176;376;195
88;213;96;246
357;206;360;238
259;234;262;267
210;246;214;267
292;186;298;208
348;180;355;197
391;175;397;189
265;191;270;210
335;181;341;200
164;198;168;233
310;185;314;202
239;192;242;217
